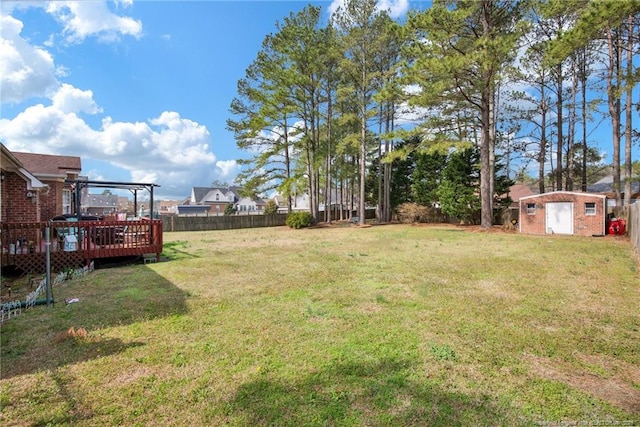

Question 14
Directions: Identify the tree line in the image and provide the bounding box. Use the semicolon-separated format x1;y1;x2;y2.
226;0;640;228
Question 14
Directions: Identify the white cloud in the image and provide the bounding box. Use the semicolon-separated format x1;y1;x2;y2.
376;0;409;18
83;168;109;182
215;160;240;180
0;14;58;103
52;83;102;114
0;103;101;151
0;2;233;199
0;84;222;198
328;0;409;19
46;0;142;44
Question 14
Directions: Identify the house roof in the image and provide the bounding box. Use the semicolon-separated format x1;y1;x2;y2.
12;151;81;179
0;144;47;189
192;187;213;202
507;184;537;208
191;186;242;204
0;144;23;170
587;173;640;194
520;191;607;201
83;193;119;208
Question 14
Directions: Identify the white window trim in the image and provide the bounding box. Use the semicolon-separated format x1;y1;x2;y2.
526;203;536;215
62;189;72;214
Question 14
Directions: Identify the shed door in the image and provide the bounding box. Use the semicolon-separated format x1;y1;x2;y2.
546;202;573;234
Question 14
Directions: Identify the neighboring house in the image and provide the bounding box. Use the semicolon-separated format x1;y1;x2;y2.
235;196;266;214
117;196;130;213
273;193;311;213
505;184;537;224
0;144;81;222
519;191;607;236
157;200;180;216
587;173;640;212
273;188;359;214
183;186;264;215
176;204;211;216
82;193;119;216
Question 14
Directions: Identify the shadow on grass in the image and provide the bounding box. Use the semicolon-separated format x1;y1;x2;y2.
0;264;188;379
225;357;511;426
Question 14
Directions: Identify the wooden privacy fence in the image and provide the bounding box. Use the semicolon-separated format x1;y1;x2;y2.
629;203;640;259
161;209;378;232
162;214;288;232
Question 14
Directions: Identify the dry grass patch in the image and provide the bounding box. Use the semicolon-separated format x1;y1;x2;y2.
526;354;640;414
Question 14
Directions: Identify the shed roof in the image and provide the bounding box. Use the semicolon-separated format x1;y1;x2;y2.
520;191;607;201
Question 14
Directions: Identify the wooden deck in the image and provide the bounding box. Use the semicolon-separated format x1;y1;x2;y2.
1;219;163;274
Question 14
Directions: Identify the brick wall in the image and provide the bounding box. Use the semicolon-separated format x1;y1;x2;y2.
1;172;40;222
39;180;64;220
519;192;606;236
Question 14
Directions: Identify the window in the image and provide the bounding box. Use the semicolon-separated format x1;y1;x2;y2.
62;189;72;214
585;202;596;215
215;194;219;201
526;203;536;215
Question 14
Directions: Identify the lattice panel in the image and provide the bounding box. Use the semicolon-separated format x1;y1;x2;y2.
14;252;85;274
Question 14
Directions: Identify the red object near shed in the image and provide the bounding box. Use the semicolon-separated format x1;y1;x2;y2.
607;218;626;235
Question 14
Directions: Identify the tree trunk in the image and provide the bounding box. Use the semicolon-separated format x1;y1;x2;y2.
540;94;547;194
383;108;393;222
325;85;333;223
566;57;578;191
607;26;622;209
479;1;494;229
359;113;367;225
623;14;633;218
377;107;384;222
580;47;588;192
480;89;493;229
556;63;564;192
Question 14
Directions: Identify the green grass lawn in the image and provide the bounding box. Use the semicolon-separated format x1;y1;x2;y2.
1;224;639;426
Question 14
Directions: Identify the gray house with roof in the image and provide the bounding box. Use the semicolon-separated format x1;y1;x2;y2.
587;173;640;211
178;186;265;215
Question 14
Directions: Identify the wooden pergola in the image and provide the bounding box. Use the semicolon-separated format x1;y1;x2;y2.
71;179;160;219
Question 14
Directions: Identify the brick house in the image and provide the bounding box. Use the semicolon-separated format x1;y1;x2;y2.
0;144;81;222
519;191;607;236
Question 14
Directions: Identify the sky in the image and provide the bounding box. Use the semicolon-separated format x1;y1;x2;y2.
0;0;415;200
0;1;635;201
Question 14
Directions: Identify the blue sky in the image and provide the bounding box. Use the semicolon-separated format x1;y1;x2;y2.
0;0;413;200
0;1;634;201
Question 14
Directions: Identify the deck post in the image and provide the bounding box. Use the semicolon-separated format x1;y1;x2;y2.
45;226;53;307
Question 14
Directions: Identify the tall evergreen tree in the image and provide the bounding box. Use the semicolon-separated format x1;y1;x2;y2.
403;0;525;229
333;0;390;225
437;147;481;224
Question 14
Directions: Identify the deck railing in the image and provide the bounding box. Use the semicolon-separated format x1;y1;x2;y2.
1;219;163;273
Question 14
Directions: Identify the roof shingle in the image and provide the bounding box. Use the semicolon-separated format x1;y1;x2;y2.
12;152;81;177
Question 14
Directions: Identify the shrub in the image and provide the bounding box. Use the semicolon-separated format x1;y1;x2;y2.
395;202;453;224
264;200;278;215
286;212;314;229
